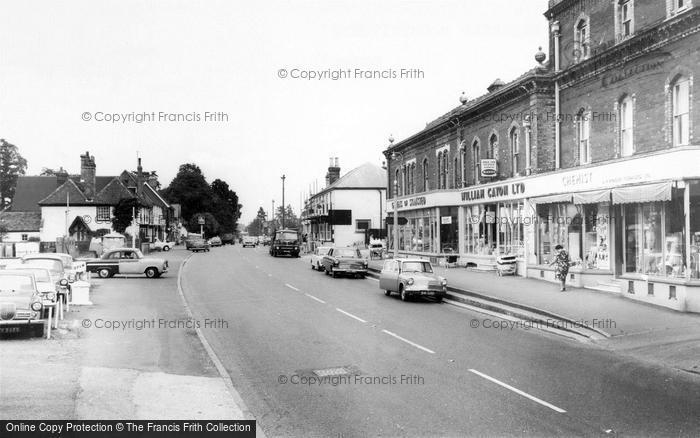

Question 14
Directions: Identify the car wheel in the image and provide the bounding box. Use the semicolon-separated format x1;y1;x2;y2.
331;268;338;278
324;267;329;276
145;268;158;278
384;290;391;296
400;285;408;301
317;262;322;272
163;246;170;251
311;263;315;270
98;268;112;279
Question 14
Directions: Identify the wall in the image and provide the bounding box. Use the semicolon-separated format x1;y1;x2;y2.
3;231;40;242
40;206;111;242
331;189;384;247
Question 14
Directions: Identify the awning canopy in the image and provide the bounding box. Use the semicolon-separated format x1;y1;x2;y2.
573;189;611;205
531;194;573;205
611;182;672;204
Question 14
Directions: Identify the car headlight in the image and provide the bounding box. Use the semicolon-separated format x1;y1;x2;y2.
31;301;42;311
59;279;69;287
47;292;56;301
441;279;447;286
407;278;414;285
68;274;76;282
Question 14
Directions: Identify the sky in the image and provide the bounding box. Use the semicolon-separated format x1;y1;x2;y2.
0;0;549;224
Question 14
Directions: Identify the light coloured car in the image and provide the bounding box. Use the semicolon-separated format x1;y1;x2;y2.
379;258;447;302
310;246;332;271
150;239;175;252
24;252;86;282
5;265;62;320
0;270;45;335
242;236;257;248
85;248;168;278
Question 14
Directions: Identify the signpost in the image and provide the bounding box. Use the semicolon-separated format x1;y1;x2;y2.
198;216;205;238
481;159;498;177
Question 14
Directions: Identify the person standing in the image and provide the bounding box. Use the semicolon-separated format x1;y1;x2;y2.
550;244;571;291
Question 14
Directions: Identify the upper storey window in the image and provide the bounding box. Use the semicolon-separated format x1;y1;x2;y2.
574;16;590;61
668;0;693;18
616;0;635;42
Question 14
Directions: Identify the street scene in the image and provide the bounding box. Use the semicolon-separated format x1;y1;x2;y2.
2;0;700;437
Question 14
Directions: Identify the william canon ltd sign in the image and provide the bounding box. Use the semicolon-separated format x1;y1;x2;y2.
461;182;525;202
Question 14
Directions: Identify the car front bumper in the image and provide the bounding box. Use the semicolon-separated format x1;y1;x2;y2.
404;288;446;297
332;268;368;274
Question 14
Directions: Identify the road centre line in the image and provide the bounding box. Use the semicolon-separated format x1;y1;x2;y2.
285;284;300;291
304;293;326;304
381;330;435;354
468;369;567;413
335;308;368;323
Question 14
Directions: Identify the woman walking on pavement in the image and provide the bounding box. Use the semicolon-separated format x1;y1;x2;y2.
550;244;571;291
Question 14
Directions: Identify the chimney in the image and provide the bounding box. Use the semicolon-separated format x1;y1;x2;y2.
80;151;96;200
56;166;69;187
326;157;341;186
137;157;144;194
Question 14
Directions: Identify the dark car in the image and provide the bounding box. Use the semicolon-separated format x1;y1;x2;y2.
187;238;211;253
322;247;368;278
269;229;300;257
208;236;223;247
221;233;235;245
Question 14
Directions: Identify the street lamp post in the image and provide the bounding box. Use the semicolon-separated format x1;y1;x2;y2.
281;175;286;229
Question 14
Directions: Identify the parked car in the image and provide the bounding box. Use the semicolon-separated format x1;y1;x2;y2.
379;259;446;302
24;253;85;282
310;246;332;271
149;239;175;252
221;233;235;245
261;236;271;246
242;236;257;248
20;257;71;305
5;265;62;321
186;237;210;252
270;229;300;257
369;241;386;259
85;248;169;278
208;236;223;247
0;270;45;335
322;247;368;278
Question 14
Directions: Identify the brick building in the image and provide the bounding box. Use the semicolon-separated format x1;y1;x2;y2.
384;0;700;311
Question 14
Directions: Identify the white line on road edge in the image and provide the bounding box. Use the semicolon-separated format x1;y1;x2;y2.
177;255;267;436
468;369;567;413
285;284;300;291
365;277;379;282
304;293;326;304
381;329;435;354
336;308;368;323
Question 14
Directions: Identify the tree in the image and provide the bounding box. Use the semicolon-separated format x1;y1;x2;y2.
275;204;300;230
246;207;267;236
188;212;220;237
112;198;142;234
210;178;241;234
161;164;213;222
0;139;28;208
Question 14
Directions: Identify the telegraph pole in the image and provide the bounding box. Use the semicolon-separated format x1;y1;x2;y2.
281;175;286;229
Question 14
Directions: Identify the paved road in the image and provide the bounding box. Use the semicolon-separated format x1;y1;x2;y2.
181;245;700;437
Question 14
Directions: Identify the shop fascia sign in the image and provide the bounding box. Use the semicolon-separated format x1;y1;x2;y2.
481;159;497;177
461;182;525;202
391;196;427;210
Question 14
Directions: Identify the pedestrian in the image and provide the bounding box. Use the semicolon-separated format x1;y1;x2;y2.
549;244;571;291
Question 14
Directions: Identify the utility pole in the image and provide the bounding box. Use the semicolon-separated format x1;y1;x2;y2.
132;206;136;248
281;175;286;229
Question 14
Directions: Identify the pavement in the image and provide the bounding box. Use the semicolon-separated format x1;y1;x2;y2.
0;247;249;423
180;245;700;437
365;258;700;375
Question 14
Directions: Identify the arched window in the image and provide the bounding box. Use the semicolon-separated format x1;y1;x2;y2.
509;128;519;177
577;109;591;164
672;76;690;146
442;151;449;189
422;158;429;192
453;157;459;188
461;145;468;187
619;95;634;156
394;168;400;197
436;152;443;190
575;16;590;61
472;140;480;184
488;134;498;159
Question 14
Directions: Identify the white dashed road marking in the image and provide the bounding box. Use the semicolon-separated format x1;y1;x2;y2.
381;330;435;354
285;284;300;292
468;369;567;413
304;293;326;304
335;308;367;324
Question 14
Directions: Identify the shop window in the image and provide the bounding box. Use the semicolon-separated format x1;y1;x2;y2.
690;181;700;279
537;203;573;264
581;204;610;270
577;110;591;164
497;202;525;257
440;206;459;254
623;190;687;278
464;204;498;256
672;77;690;146
619;96;634;156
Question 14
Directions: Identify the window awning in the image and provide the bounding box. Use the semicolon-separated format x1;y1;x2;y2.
573;189;611;205
611;182;672;204
531;194;573;204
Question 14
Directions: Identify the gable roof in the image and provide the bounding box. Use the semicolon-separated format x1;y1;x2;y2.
11;176;62;212
38;179;88;206
95;178;137;204
0;211;42;231
313;163;386;199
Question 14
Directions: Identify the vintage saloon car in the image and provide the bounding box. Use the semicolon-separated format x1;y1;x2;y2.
310;246;332;271
322;247;368;278
23;252;86;282
85;248;168;278
379;259;447;302
0;270;45;335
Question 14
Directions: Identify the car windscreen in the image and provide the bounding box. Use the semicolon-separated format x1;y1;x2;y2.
333;248;360;258
22;259;62;273
10;268;51;282
0;275;35;292
276;232;298;241
318;248;331;255
401;261;433;273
